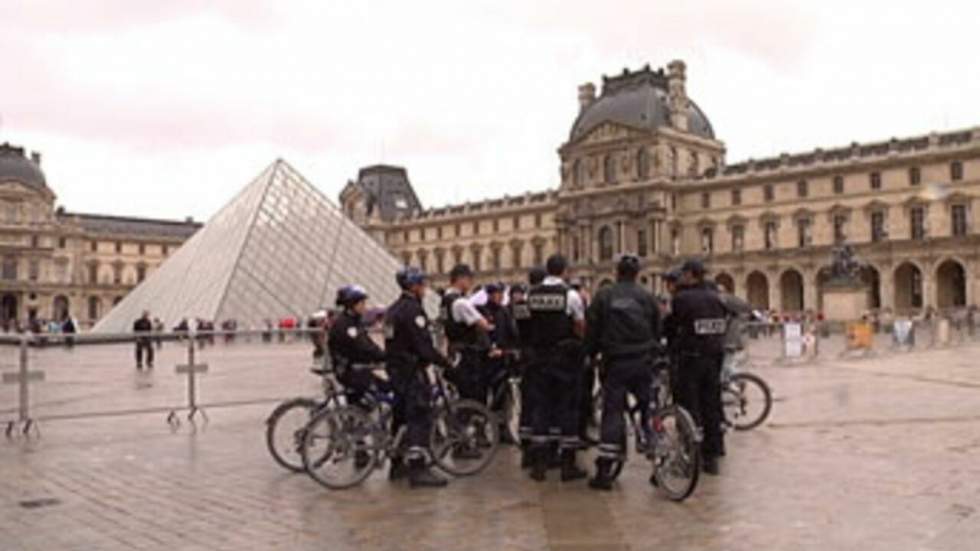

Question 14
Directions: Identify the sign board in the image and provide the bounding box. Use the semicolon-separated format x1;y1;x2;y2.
783;322;803;358
893;319;914;346
847;322;874;350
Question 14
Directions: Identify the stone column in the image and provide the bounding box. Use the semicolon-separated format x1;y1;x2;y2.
804;271;818;312
879;271;895;311
769;274;781;313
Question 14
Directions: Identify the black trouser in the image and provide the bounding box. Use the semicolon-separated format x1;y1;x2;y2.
529;345;583;452
448;348;487;404
135;338;154;367
598;355;652;461
387;364;432;461
674;353;723;459
517;351;536;445
578;360;595;439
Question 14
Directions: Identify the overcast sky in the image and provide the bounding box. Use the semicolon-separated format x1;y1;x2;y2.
1;0;978;222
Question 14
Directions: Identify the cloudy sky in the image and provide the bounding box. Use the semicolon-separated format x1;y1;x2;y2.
1;0;977;221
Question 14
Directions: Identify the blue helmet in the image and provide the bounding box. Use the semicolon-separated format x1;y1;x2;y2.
396;267;428;290
335;285;368;308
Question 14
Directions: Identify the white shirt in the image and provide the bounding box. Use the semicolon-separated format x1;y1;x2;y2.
542;276;585;322
450;293;485;326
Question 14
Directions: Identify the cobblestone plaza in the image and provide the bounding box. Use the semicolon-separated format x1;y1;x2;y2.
1;337;978;550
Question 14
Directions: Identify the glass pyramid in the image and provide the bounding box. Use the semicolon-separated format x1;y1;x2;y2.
94;160;402;333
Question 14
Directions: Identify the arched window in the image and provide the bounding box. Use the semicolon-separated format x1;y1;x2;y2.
598;226;615;261
637;148;650;180
572;159;582;187
603;155;616;184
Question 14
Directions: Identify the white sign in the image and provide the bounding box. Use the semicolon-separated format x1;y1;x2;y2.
893;319;914;346
784;322;803;358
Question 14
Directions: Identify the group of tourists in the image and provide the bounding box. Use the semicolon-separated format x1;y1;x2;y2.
325;252;741;490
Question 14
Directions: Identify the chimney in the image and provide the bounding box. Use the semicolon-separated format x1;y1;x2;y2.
667;60;689;132
577;82;596;112
30;151;41;166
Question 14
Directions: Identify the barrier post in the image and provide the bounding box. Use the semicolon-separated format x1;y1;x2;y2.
2;335;44;437
173;333;209;424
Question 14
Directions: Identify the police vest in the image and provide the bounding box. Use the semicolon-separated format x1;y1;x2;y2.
526;284;575;347
511;299;533;346
440;292;479;346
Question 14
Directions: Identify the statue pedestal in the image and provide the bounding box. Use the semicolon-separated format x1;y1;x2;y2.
822;280;868;323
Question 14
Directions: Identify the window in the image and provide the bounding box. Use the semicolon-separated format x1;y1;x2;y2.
88;297;100;320
731;189;741;206
455;224;462;237
492;219;499;233
452;249;462;266
871;212;886;243
670;228;680;255
870;172;882;190
700;227;714;254
637;148;650;179
637;229;648;257
833;175;844;194
2;257;16;281
910;206;926;240
535;213;542;228
570;236;580;263
952;204;968;237
833;214;848;244
701;192;711;209
137;265;147;283
437;227;443;240
113;264;122;285
28;259;39;282
951;161;964;181
491;248;501;270
797;219;812;247
31;235;39;248
763;185;774;202
732;225;745;252
598;226;614;261
909;167;921;186
472;250;482;272
603;155;616;184
88;263;98;284
472;221;479;236
512;216;520;231
58;237;66;249
162;245;169;256
764;221;777;250
512;245;523;268
532;243;544;267
572;159;583;186
139;243;146;255
115;241;122;253
797;180;809;198
90;241;98;252
403;231;409;243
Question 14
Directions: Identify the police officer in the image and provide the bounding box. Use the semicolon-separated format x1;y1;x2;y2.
440;264;497;404
584;254;661;490
328;285;387;405
525;255;588;482
669;259;728;475
384;267;454;488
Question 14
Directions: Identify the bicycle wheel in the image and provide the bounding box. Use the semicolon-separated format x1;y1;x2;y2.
722;372;772;431
431;399;500;476
265;398;319;472
650;405;701;502
301;406;379;490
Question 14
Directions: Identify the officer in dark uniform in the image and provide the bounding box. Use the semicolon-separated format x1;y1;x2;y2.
585;254;661;490
440;264;496;404
669;259;728;475
384;267;454;488
328;285;387;406
525;255;588;482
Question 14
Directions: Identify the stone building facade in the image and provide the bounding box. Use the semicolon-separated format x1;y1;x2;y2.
343;60;980;315
0;143;200;329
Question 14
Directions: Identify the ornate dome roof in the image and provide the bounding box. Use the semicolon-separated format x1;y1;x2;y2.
0;143;46;189
569;66;715;141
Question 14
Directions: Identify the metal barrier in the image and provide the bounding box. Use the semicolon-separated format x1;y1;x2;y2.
1;328;325;439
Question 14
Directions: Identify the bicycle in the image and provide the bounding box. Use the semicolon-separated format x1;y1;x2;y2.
265;358;348;473
594;355;702;502
485;349;522;445
300;364;500;490
720;349;772;431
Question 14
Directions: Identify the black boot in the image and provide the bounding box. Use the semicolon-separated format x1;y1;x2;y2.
408;459;448;488
560;450;587;482
589;458;614;491
388;457;408;481
547;442;562;470
520;441;531;469
529;447;547;482
702;455;720;476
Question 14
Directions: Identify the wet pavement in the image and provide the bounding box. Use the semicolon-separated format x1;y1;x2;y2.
1;337;979;550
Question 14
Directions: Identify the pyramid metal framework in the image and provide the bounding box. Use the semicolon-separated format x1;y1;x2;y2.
94;160;402;333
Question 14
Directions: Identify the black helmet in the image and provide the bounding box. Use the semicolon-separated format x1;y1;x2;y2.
616;253;641;277
335;285;368;308
680;258;708;277
528;267;546;286
396;267;428;290
485;282;505;294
